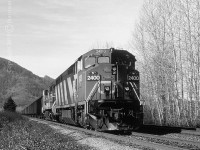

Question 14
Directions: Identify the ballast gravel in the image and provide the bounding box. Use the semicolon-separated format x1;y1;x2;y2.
163;133;200;142
49;125;139;150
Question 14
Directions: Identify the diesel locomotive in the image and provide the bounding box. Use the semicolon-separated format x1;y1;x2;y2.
23;48;143;131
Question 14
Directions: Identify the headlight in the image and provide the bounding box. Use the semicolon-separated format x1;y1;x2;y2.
112;66;117;75
125;87;130;91
104;86;110;92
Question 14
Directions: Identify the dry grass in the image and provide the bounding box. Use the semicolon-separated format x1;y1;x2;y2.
0;111;90;150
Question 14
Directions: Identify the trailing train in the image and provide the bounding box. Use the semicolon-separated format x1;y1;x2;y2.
22;48;143;131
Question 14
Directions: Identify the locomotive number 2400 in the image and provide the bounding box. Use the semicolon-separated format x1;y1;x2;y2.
87;75;100;81
128;76;139;80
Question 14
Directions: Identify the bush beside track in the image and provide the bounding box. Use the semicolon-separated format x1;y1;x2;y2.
0;111;90;150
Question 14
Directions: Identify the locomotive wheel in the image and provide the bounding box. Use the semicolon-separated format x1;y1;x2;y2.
97;118;104;129
132;122;141;131
83;116;91;129
44;111;49;120
54;115;60;122
44;111;53;121
49;113;53;120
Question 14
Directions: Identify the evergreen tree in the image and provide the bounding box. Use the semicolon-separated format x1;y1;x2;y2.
3;96;17;112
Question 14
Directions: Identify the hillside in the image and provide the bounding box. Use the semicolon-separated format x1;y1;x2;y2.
0;57;54;110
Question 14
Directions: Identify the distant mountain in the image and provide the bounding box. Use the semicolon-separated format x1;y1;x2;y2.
0;57;54;111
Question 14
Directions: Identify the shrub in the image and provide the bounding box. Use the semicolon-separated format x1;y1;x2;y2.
0;111;25;129
3;96;17;112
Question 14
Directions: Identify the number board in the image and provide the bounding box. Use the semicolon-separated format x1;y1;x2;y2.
87;75;100;81
128;75;139;81
95;49;106;54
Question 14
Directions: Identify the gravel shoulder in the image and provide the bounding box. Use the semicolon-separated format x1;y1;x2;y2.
31;118;200;150
35;119;139;150
49;124;139;150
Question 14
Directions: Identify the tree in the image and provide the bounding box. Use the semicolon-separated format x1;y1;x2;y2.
133;0;200;127
3;96;17;112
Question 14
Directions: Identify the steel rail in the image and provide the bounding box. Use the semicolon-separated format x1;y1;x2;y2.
29;117;189;150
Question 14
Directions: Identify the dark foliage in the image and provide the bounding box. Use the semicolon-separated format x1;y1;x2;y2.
3;96;17;112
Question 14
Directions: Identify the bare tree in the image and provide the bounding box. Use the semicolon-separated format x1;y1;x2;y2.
133;0;200;127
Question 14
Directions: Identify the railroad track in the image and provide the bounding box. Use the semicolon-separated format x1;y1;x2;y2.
128;131;200;149
181;129;200;136
28;117;200;150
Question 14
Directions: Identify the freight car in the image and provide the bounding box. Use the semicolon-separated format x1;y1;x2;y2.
21;96;43;118
23;48;143;131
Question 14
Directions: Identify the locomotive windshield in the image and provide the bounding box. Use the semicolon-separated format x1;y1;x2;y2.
85;56;110;68
85;57;95;68
98;56;110;63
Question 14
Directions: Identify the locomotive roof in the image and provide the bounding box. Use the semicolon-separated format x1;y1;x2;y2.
53;48;136;84
82;48;136;59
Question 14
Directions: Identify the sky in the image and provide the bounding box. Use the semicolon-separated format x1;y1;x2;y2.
0;0;144;79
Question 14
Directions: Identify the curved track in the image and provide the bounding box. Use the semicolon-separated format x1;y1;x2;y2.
28;117;200;150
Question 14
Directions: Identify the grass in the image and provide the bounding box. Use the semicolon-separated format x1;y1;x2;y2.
0;111;90;150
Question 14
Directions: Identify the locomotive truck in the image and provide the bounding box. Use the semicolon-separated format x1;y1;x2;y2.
23;48;143;131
